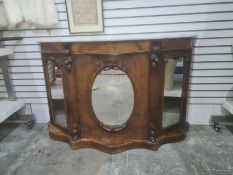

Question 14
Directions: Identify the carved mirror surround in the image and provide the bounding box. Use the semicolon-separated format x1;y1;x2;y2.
41;38;193;153
92;68;134;131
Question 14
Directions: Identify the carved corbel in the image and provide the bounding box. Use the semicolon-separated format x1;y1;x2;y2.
149;53;159;70
149;45;161;71
64;56;73;72
71;119;81;141
148;121;156;143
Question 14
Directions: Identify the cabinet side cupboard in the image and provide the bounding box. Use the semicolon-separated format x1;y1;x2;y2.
41;37;194;153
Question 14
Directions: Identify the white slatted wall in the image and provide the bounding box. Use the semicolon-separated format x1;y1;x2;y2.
1;0;233;124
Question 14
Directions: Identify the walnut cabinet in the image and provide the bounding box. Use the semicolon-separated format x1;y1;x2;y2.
41;38;194;153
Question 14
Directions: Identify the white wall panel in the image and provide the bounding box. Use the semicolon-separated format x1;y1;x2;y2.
0;73;44;79
103;4;233;18
195;38;233;46
192;62;233;69
194;47;232;54
189;98;229;104
191;77;233;84
31;104;50;123
189;91;233;98
104;0;233;9
7;66;43;73
193;55;233;62
13;53;41;59
9;60;42;66
7;45;41;52
9;80;45;86
191;70;233;76
13;86;46;92
190;84;233;91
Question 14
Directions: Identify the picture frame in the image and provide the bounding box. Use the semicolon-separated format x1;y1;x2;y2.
66;0;104;33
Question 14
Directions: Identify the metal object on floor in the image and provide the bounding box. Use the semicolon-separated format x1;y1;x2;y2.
213;124;221;132
210;115;233;132
25;103;34;129
0;102;34;129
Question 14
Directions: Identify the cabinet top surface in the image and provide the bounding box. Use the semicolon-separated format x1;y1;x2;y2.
41;37;194;55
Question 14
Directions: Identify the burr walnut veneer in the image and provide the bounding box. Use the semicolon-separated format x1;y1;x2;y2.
41;38;194;153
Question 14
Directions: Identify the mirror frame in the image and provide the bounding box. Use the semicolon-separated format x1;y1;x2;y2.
91;65;135;132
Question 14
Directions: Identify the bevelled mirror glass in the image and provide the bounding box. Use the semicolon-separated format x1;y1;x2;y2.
47;60;67;127
92;68;134;129
163;58;183;128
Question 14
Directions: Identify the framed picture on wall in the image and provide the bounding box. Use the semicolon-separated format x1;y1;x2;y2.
66;0;104;33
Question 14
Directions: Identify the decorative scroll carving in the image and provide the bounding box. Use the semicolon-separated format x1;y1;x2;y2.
46;56;73;73
103;63;119;71
49;56;64;69
95;59;127;73
148;121;156;143
100;122;126;133
65;56;73;72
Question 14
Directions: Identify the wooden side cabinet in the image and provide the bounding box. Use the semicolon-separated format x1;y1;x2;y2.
41;37;194;153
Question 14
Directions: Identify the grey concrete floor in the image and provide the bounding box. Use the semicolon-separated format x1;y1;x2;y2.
1;123;233;175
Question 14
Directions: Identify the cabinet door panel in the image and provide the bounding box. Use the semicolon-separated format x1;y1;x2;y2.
74;53;149;145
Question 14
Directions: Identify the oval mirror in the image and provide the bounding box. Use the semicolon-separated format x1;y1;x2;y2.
92;68;134;130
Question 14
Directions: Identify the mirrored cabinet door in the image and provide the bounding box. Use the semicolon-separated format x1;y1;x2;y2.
163;57;184;128
47;60;67;128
